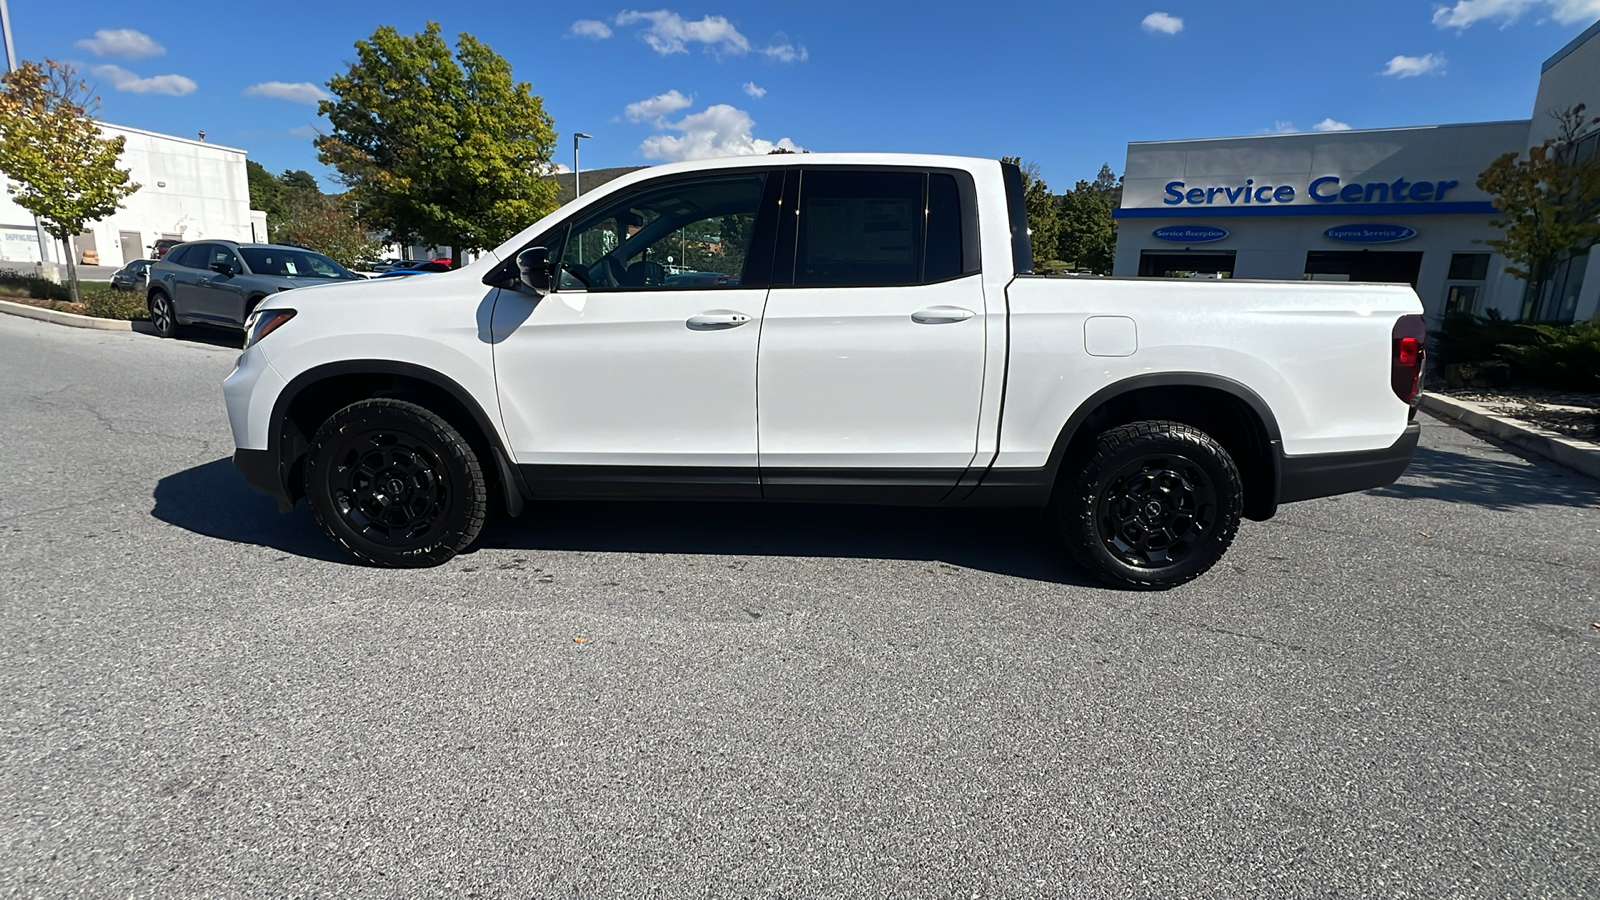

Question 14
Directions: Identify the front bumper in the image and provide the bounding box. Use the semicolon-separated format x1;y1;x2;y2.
1278;422;1422;503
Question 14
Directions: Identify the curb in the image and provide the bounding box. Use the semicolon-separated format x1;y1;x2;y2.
1419;392;1600;482
0;297;136;331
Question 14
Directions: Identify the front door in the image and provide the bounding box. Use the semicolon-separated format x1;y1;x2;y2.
188;243;249;324
490;169;778;497
757;168;988;502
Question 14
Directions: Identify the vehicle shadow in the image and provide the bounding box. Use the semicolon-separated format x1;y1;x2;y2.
131;321;243;349
1372;444;1600;511
152;458;1098;584
151;458;348;562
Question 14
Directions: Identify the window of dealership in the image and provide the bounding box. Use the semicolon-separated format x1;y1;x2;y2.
1112;19;1600;324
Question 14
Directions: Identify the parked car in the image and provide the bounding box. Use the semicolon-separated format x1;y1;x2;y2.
150;238;182;259
109;258;153;292
374;260;453;278
146;241;361;338
224;153;1424;588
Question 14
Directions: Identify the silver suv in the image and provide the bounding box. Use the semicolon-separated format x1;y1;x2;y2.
145;240;361;338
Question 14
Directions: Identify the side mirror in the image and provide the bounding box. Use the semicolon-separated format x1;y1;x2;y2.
210;262;235;277
516;247;553;294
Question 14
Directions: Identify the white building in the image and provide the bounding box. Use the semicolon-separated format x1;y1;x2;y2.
0;122;263;271
1113;19;1600;324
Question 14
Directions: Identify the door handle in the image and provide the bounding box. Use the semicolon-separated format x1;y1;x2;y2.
911;306;976;324
686;310;752;330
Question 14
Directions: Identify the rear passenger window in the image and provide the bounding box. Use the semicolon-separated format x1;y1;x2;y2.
165;245;197;267
793;170;972;287
924;174;963;283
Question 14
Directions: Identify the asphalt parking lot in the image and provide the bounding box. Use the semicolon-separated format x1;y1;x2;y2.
1;312;1596;898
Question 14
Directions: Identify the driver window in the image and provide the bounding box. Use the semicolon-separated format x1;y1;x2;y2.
557;172;767;291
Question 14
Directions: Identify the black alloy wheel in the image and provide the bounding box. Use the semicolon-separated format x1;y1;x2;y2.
149;290;176;338
305;398;487;567
1055;421;1242;590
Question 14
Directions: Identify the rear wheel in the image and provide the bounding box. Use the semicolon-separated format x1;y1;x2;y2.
1054;421;1242;590
148;290;177;338
304;398;488;567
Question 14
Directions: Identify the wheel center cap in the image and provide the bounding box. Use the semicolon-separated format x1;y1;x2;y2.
386;478;405;496
1144;501;1164;520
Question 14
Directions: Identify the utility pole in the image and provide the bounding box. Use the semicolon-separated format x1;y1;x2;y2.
574;132;592;198
0;0;56;268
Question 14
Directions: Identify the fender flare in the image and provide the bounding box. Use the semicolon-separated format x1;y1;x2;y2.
267;359;526;515
990;372;1284;517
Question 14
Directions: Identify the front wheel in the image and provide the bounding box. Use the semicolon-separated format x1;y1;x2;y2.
304;398;488;567
148;290;177;338
1054;421;1243;590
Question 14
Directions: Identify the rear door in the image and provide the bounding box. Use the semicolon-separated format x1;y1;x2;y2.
756;167;988;501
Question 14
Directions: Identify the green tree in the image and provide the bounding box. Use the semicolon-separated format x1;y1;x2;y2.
1057;163;1121;275
246;160;286;227
1002;156;1063;273
1477;105;1600;321
0;60;139;303
272;192;381;269
316;22;559;265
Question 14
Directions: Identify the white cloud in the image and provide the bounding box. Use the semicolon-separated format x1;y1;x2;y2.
244;81;329;105
1432;0;1600;30
742;81;766;98
92;64;195;96
75;28;164;59
625;88;694;122
548;162;572;174
1264;121;1298;134
287;125;320;138
1313;117;1353;131
571;19;614;39
612;9;808;61
761;33;808;62
616;9;751;55
1382;53;1447;78
638;103;800;161
1141;12;1184;35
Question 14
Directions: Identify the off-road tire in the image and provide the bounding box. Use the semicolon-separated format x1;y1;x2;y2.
1054;420;1243;590
305;398;487;567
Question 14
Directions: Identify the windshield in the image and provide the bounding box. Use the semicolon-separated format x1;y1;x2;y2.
239;248;358;279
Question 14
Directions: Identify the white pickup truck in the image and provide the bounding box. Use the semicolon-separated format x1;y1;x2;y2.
222;154;1425;589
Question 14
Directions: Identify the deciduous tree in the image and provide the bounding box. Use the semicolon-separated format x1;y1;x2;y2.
0;60;139;302
316;23;559;265
1057;163;1121;275
1477;105;1600;321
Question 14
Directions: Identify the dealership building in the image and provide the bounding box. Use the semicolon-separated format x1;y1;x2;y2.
1113;19;1600;324
0;122;263;272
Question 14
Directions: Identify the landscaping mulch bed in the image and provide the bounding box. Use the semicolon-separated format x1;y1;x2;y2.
0;294;88;315
1435;386;1600;443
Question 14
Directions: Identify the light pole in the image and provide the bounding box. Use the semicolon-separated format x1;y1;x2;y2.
0;0;54;268
573;132;593;198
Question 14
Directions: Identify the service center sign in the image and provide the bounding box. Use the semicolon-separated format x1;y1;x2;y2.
1152;225;1229;243
1162;176;1461;208
1324;224;1417;243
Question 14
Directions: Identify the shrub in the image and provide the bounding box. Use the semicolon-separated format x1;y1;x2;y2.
80;289;148;321
1496;320;1600;392
1434;311;1531;366
0;269;70;302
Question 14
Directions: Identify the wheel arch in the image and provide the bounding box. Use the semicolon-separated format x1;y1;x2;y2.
269;360;525;516
1041;373;1283;521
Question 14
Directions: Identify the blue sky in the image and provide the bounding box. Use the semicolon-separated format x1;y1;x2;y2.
9;1;1600;193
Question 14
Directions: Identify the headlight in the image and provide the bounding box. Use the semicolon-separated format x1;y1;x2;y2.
243;308;296;349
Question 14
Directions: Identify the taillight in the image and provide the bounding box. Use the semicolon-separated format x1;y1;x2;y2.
1391;314;1426;405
